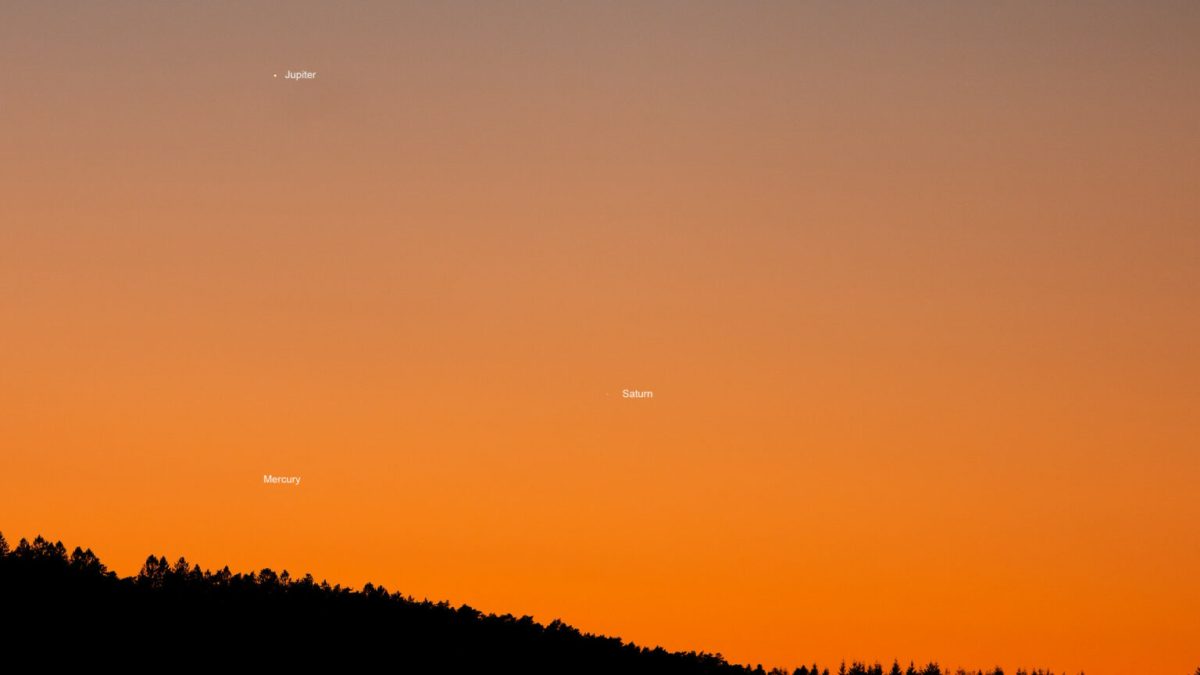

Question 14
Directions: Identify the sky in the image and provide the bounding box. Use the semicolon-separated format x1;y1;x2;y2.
2;2;1198;673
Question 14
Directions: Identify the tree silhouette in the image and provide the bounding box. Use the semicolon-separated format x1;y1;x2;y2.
0;530;1148;673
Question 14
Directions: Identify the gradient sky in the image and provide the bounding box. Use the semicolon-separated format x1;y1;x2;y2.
2;2;1198;673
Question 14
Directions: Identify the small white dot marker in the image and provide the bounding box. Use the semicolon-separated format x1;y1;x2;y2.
273;73;278;78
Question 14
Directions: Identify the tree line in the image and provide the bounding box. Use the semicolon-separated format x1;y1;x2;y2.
0;531;1163;673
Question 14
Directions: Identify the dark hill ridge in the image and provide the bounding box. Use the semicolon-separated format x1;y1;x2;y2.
0;531;1117;674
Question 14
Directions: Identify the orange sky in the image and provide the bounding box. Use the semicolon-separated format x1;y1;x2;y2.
2;2;1198;673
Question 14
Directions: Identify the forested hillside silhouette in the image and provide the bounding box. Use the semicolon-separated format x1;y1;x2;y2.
0;531;1145;673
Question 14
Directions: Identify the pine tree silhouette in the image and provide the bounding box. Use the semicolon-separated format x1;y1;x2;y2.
0;531;1141;673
